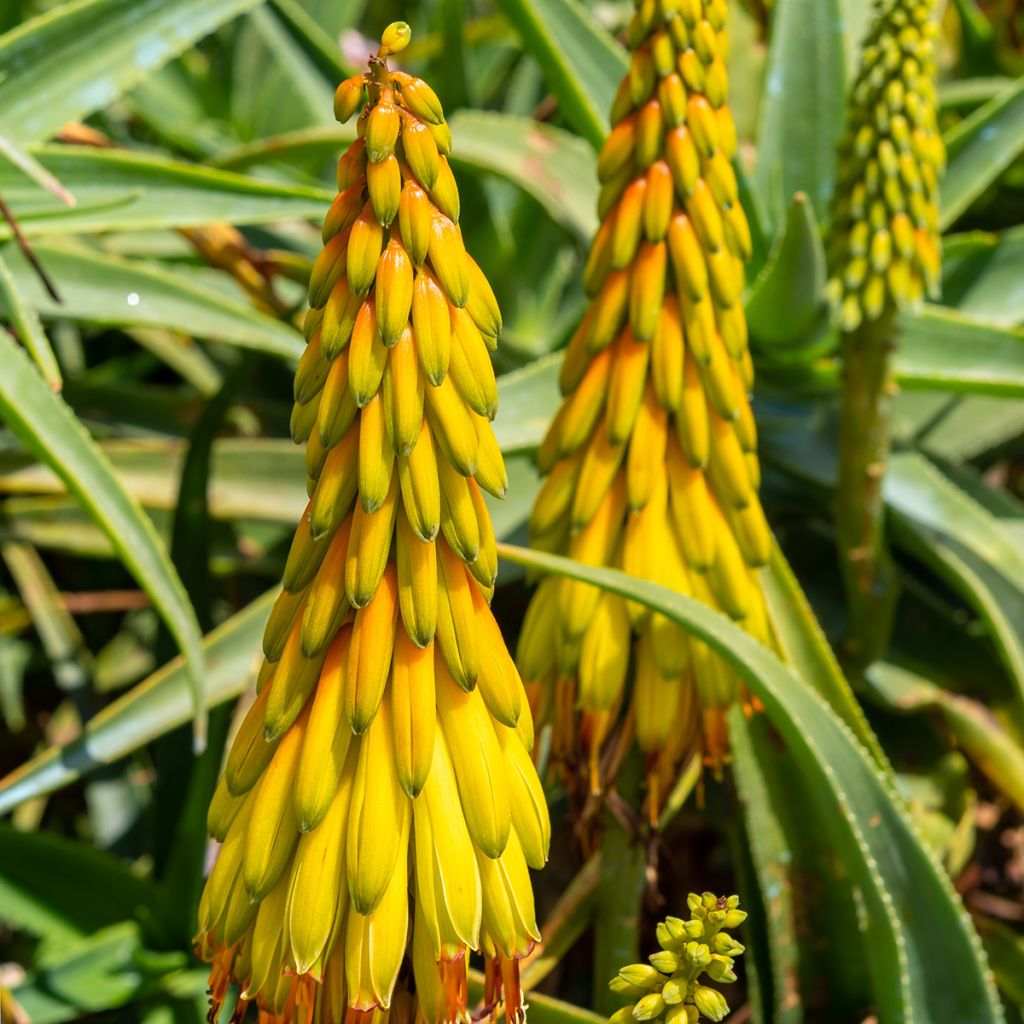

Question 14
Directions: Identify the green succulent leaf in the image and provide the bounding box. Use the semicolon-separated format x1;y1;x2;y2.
0;146;332;236
942;76;1024;229
490;0;626;149
0;0;263;145
0;241;304;362
0;332;209;743
753;0;846;230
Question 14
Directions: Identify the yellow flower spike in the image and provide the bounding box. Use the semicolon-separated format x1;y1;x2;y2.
345;563;399;731
827;0;943;325
376;239;414;345
348;299;389;406
411;270;453;385
347;202;385;295
288;742;356;972
346;696;410;914
431;157;461;223
300;516;353;658
471;584;524;728
321;276;361;358
383;327;424;457
200;31;544;1024
358;394;396;513
391;633;437;797
224;686;277;796
308;426;359;537
435;542;480;688
519;0;771;819
395;510;439;648
437;455;481;563
243;706;307;901
398;418;442;541
427;211;470;307
436;657;512;859
413;726;484;957
398;179;433;266
294;626;355;830
344;801;411;1008
345;476;400;607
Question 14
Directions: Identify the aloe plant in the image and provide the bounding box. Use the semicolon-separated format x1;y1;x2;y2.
0;2;1022;1023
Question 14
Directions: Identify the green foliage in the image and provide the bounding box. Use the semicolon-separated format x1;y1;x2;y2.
0;0;1022;1022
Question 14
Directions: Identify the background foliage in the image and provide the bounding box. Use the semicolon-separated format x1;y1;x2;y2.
0;0;1022;1022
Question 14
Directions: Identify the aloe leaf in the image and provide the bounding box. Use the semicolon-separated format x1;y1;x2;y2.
894;305;1024;396
730;709;871;1023
496;542;1004;1023
0;146;332;237
746;193;827;345
941;225;1024;329
887;451;1024;718
753;0;846;230
0;250;61;388
0;332;208;744
490;0;626;149
866;662;1024;812
0;241;304;362
492;352;561;454
0;0;262;145
941;76;1024;229
0;130;75;206
0;590;274;815
0;827;156;949
762;543;891;771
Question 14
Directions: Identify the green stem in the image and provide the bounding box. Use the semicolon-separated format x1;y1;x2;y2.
836;311;900;674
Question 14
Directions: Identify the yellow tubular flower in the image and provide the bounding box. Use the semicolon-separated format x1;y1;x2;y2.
197;24;549;1024
518;0;772;819
826;0;944;331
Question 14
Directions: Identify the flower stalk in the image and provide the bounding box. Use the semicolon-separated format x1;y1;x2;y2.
827;0;944;671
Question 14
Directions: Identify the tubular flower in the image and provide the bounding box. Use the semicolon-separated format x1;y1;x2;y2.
609;894;746;1024
196;24;548;1024
826;0;945;332
517;0;772;815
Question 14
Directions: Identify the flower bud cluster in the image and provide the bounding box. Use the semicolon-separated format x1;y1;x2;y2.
609;894;746;1024
827;0;945;331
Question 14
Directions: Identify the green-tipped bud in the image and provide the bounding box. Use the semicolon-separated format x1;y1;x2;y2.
618;965;663;991
649;950;680;974
692;986;729;1023
633;993;667;1021
683;941;712;971
705;955;737;984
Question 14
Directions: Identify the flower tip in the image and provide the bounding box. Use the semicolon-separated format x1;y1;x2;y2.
380;21;412;56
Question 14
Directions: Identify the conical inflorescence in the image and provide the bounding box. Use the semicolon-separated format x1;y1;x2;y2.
196;24;549;1024
826;0;944;331
517;0;772;815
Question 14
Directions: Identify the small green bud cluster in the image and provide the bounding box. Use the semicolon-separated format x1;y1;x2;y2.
826;0;944;333
608;893;746;1024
